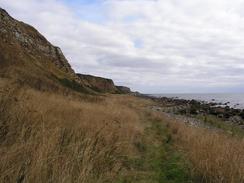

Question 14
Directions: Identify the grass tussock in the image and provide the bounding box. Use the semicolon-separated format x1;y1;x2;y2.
166;116;244;183
0;87;143;183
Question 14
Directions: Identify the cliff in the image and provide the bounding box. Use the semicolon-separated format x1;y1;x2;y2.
116;86;131;93
0;8;131;94
0;8;75;75
77;74;120;93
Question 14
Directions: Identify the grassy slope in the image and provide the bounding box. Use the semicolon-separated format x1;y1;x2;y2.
0;82;243;183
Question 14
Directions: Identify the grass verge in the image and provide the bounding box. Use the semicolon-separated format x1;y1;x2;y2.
116;112;192;183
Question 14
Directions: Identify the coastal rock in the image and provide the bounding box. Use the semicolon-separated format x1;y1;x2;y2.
0;8;75;76
0;8;132;94
150;95;244;128
239;110;244;119
116;86;131;93
229;116;243;125
76;74;119;93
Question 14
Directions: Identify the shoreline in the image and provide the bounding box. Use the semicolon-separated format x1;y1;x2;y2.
139;94;244;130
149;93;244;109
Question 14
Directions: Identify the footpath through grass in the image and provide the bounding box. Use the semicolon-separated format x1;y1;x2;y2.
116;112;193;183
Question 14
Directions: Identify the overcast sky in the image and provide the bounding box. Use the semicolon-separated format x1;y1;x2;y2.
1;0;244;93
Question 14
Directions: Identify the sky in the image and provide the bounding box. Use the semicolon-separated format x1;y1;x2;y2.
1;0;244;93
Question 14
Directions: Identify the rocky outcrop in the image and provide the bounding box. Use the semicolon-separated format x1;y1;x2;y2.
0;8;75;76
0;8;132;94
77;74;119;93
76;74;133;94
116;86;131;93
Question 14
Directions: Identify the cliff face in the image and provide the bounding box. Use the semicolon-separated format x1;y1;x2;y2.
0;8;75;76
77;74;119;93
116;86;131;93
0;8;131;94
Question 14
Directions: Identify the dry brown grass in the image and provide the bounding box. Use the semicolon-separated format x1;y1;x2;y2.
165;115;244;183
0;85;144;183
1;81;243;183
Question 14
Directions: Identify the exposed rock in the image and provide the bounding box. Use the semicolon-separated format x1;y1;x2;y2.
116;86;131;93
229;116;243;125
0;8;133;94
76;74;119;93
0;8;75;76
147;95;244;128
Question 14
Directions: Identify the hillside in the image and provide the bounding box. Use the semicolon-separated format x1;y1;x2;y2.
0;8;243;183
0;8;129;94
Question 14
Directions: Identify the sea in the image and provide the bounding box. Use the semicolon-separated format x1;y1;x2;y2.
151;93;244;109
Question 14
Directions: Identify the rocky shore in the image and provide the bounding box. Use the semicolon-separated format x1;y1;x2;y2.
144;95;244;130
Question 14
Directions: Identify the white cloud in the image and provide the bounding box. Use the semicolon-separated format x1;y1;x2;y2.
1;0;244;93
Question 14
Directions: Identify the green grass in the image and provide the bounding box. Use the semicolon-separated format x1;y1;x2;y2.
196;114;244;137
116;118;192;183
